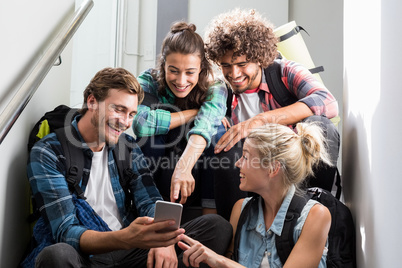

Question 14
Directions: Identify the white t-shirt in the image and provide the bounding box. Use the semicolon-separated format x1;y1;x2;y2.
84;146;123;231
236;92;264;123
260;251;270;268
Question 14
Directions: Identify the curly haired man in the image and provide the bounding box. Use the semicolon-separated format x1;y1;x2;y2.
204;9;341;213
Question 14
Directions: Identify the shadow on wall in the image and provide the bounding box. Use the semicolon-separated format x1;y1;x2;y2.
0;151;31;267
342;73;375;268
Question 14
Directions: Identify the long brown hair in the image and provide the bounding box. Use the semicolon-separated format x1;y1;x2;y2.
153;21;212;110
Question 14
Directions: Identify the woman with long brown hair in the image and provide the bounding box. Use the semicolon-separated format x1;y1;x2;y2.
132;21;245;217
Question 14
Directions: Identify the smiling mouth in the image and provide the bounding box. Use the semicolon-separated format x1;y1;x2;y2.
108;123;125;135
229;76;246;86
174;84;190;92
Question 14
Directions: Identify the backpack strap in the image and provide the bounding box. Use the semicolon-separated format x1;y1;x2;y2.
54;126;86;200
264;61;299;108
56;127;137;213
275;193;309;265
334;167;342;200
278;25;308;42
113;134;137;216
308;66;325;74
225;83;233;118
232;195;259;261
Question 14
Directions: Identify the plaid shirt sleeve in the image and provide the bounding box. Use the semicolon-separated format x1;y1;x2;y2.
27;133;87;250
187;79;228;146
132;69;171;137
281;59;338;118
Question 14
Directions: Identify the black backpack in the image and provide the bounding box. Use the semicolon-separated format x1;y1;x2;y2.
233;187;356;267
27;105;138;223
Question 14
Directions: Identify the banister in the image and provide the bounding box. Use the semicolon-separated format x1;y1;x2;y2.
0;0;94;145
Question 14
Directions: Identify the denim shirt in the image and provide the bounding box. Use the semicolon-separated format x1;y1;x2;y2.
238;185;328;268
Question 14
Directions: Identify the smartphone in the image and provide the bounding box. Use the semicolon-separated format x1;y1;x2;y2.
154;200;183;232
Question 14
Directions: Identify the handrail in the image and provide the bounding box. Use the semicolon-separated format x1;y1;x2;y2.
0;0;94;145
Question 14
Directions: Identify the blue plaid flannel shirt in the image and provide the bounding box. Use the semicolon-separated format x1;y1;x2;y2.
26;116;162;252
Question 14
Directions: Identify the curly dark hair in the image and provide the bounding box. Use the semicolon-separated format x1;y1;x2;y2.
153;21;212;110
204;9;278;69
80;67;143;115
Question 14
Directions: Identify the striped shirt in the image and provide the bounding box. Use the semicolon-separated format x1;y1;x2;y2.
27;116;162;251
132;69;228;146
231;58;338;125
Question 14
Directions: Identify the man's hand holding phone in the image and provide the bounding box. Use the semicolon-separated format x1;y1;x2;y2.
154;200;183;233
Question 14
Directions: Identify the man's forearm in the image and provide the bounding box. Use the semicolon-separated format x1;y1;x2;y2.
80;229;129;254
260;101;313;126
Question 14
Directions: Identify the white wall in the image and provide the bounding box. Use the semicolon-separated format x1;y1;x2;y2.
289;0;343;106
289;0;344;150
119;0;158;77
0;1;76;266
0;1;74;112
70;0;118;107
344;0;402;267
188;0;288;35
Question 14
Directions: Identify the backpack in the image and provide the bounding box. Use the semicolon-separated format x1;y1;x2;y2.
26;104;138;224
233;187;356;267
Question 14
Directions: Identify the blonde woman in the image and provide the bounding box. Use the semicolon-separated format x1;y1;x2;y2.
178;122;332;268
